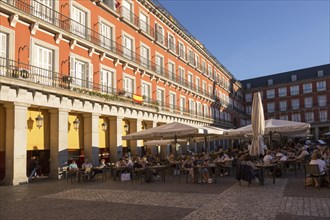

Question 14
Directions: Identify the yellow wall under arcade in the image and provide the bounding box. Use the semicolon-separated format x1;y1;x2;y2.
68;114;83;150
98;118;107;149
0;104;5;152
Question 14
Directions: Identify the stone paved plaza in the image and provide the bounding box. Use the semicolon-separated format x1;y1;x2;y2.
1;172;329;220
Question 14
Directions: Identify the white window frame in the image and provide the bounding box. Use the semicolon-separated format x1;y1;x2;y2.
100;64;116;94
245;93;252;102
155;22;164;45
156;87;165;108
168;60;175;81
169;92;176;113
267;102;275;113
140;43;150;68
178;66;185;84
122;32;135;60
279;101;287;112
99;17;115;50
290;85;299;96
139;11;149;34
123;73;135;96
291;99;300;110
318;95;326;107
278;87;287;97
141;80;151;101
69;53;93;89
304;97;313;108
305;112;314;123
0;27;15;76
319;110;327;122
180;96;186;114
168;33;175;53
317;81;326;91
292;113;301;122
303;83;312;93
266;89;275;99
155;52;164;75
178;41;185;60
71;2;91;38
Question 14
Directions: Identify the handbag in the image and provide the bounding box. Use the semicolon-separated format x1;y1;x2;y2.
121;173;131;181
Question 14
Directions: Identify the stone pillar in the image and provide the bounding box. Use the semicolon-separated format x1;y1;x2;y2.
49;109;69;179
130;119;143;157
314;126;319;141
3;103;30;185
83;113;100;166
109;116;123;162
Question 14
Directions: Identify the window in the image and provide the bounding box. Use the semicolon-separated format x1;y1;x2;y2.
245;93;252;102
70;56;92;88
189;99;195;115
319;110;327;122
103;0;115;10
317;70;323;77
278;87;287;97
33;0;53;22
123;35;133;60
267;103;275;113
168;33;175;53
195;55;200;69
196;102;202;116
303;83;312;93
317;81;326;91
71;5;87;38
168;61;175;80
266;89;275;99
156;88;165;108
187;73;193;89
304;97;313;108
279;101;287;112
246;105;252;115
0;33;7;59
246;83;251;89
291;75;297;82
155;23;164;45
178;67;185;85
268;79;273;86
290;85;299;95
139;12;148;34
141;82;150;101
34;44;53;80
291;99;300;110
292;113;301;122
201;60;206;74
100;21;113;50
140;44;149;68
195;78;200;92
100;68;114;93
155;54;164;75
279;115;288;120
188;49;195;66
208;65;212;78
202;81;206;94
122;0;133;23
203;104;209;117
178;42;185;60
123;76;134;96
180;97;186;114
305;112;314;123
169;93;176;113
318;95;326;107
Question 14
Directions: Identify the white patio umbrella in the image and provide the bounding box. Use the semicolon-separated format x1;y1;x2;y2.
250;92;265;156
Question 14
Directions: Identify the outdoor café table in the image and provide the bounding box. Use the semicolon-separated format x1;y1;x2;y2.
194;164;217;184
255;163;277;185
151;165;167;182
277;159;297;175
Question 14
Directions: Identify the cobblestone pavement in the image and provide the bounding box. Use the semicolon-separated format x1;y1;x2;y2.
1;172;329;220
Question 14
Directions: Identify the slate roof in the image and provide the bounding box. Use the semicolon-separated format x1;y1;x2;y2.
241;64;330;89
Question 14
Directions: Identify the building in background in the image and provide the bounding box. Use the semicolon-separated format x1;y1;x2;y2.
0;0;244;185
242;64;330;141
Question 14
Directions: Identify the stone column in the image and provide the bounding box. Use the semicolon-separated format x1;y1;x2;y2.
83;113;100;166
314;126;319;141
49;109;69;179
3;103;30;185
109;116;123;162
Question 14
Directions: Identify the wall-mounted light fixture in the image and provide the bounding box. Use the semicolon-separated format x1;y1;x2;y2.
35;108;43;129
101;121;107;131
73;113;80;130
124;119;129;133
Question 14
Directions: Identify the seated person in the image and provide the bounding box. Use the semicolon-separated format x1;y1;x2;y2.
200;159;213;184
296;147;309;160
115;158;127;179
242;154;261;182
309;151;329;188
81;159;93;180
182;156;195;182
93;159;106;177
68;160;79;175
263;151;274;165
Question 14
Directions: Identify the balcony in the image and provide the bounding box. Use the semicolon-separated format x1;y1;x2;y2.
1;0;236;113
118;6;139;29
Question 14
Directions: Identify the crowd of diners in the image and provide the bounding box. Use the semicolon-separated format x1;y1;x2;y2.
65;140;329;185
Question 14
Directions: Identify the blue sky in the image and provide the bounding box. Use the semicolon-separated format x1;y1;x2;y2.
157;0;330;80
